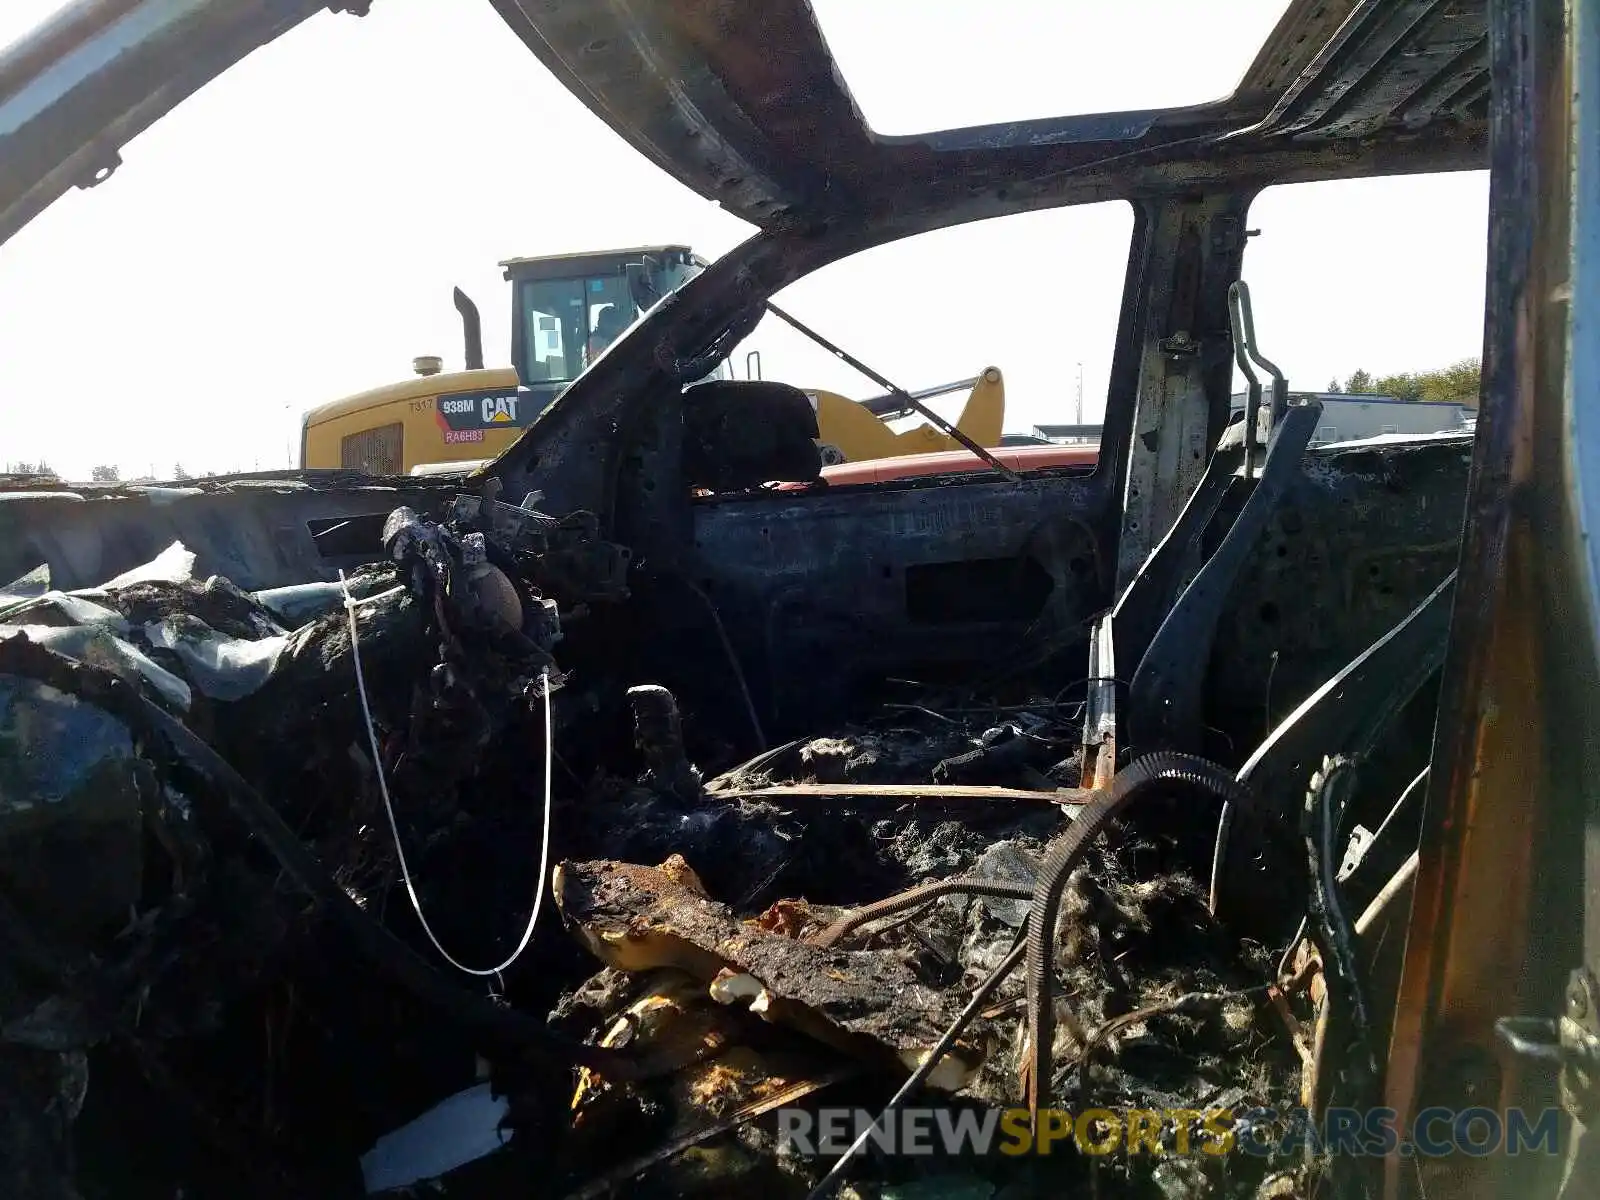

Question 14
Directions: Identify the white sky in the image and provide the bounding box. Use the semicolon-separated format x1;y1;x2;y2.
0;0;1489;481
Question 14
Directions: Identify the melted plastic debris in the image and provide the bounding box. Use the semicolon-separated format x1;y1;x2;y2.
0;625;191;709
102;541;196;588
143;618;289;702
0;590;129;631
0;564;50;609
126;485;206;504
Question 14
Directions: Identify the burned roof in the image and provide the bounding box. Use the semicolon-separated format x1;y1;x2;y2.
489;0;1488;229
0;0;1487;251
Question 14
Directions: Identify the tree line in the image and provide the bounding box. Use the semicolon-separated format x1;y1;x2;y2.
3;463;203;482
1326;357;1480;406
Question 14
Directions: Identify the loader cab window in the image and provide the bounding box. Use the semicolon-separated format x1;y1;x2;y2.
518;273;637;384
588;301;628;360
583;275;632;363
518;262;734;386
520;277;584;384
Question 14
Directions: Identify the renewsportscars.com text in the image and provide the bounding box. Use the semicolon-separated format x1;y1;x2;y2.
777;1106;1564;1159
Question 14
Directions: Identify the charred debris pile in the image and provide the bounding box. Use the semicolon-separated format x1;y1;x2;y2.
0;481;1430;1200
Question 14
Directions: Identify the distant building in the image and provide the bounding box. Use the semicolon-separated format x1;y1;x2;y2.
1030;423;1102;444
1230;392;1470;447
1027;396;1469;450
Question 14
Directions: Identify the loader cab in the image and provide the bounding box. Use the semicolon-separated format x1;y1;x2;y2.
503;245;729;409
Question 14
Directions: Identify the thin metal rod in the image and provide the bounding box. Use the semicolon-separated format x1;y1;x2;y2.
858;374;984;418
1355;850;1420;937
804;934;1028;1198
1234;279;1287;422
764;303;1023;482
1228;282;1264;480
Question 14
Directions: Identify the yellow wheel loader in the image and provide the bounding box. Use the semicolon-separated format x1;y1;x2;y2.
806;369;1005;466
299;245;1005;475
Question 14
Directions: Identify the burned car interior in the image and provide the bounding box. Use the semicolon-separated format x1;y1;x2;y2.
0;0;1595;1198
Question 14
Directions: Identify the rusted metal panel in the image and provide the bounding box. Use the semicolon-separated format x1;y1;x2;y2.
1383;0;1598;1195
1208;437;1474;727
687;471;1108;731
1237;0;1366;98
1233;0;1490;142
1116;197;1251;587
